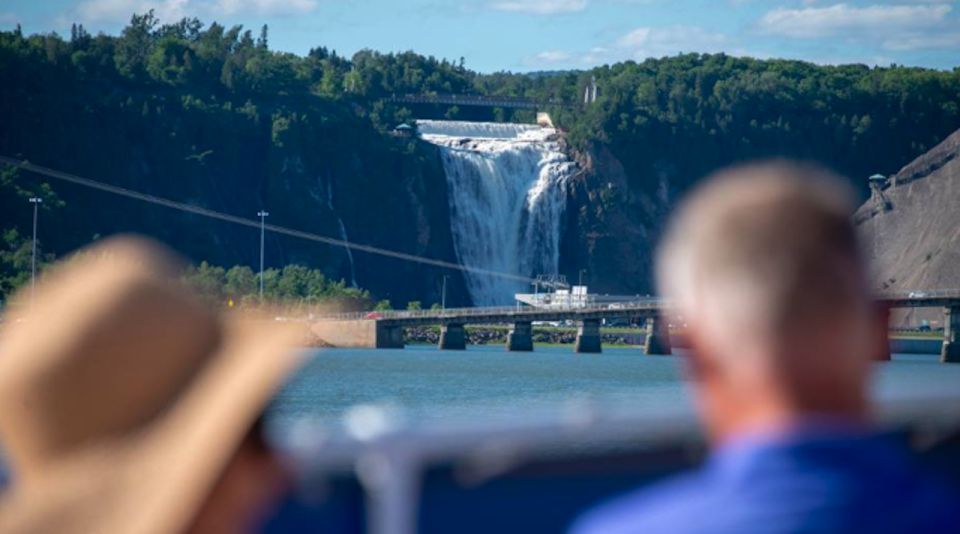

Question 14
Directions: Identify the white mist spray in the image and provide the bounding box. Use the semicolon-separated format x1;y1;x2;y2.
419;120;575;305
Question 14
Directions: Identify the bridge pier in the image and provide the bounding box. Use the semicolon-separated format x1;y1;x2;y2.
376;323;405;349
643;314;672;356
506;321;533;352
875;303;891;361
311;319;404;349
439;323;467;351
942;306;960;363
575;319;602;354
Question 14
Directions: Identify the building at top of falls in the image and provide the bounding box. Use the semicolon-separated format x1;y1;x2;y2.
417;120;577;306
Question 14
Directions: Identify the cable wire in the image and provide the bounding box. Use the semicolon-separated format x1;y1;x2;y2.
0;155;536;284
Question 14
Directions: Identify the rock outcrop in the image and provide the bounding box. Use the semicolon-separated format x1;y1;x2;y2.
855;128;960;326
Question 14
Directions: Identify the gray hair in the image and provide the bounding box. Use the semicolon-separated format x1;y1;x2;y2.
656;161;869;350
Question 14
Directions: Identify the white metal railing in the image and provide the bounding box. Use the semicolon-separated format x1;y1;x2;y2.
875;289;960;301
313;298;666;322
309;290;960;323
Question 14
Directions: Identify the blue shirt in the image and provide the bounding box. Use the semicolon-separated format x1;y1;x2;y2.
572;426;960;534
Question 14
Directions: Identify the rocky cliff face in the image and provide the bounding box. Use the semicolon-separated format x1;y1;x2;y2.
855;128;960;326
855;128;960;291
559;143;669;296
0;88;468;307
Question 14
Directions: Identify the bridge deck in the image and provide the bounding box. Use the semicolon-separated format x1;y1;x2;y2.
317;293;960;328
386;94;568;110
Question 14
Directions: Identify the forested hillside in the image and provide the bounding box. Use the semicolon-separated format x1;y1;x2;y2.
2;11;959;302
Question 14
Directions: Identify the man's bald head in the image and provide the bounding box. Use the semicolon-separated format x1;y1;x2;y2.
657;162;877;417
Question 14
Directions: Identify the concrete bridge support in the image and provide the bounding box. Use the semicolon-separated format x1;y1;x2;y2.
311;319;404;349
439;323;467;351
376;323;405;349
875;303;892;361
942;306;960;363
575;319;602;354
506;321;534;352
643;314;672;355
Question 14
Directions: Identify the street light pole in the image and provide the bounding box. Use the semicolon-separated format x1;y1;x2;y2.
441;275;448;310
257;210;269;300
29;197;42;307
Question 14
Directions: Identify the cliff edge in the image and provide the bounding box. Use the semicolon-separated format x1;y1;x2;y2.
855;128;960;305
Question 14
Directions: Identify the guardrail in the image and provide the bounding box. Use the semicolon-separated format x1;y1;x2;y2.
385;93;572;110
314;298;667;322
876;289;960;301
310;290;960;323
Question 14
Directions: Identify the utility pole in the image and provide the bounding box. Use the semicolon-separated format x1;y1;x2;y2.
29;197;42;307
579;269;586;287
441;275;449;310
258;210;269;300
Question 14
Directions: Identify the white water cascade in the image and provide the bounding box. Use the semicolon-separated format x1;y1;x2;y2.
418;119;576;305
327;181;358;288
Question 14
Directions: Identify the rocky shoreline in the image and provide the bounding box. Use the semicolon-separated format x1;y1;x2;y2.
403;325;646;346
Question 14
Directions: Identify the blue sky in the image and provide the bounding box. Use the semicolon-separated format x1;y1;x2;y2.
2;0;958;72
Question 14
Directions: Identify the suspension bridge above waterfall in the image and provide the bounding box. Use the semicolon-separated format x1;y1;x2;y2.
386;93;572;110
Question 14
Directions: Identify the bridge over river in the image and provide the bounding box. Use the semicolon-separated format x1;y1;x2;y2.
312;291;960;363
386;93;571;110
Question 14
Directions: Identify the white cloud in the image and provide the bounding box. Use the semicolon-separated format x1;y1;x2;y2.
533;50;574;62
76;0;190;22
758;3;960;52
758;3;952;39
72;0;317;23
883;31;960;51
489;0;662;14
215;0;318;16
490;0;588;14
616;25;729;59
531;25;731;66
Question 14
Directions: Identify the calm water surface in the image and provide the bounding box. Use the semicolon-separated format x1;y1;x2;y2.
268;346;960;432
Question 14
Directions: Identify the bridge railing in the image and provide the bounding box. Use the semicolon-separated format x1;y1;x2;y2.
313;298;667;322
385;93;571;109
310;289;960;323
875;289;960;301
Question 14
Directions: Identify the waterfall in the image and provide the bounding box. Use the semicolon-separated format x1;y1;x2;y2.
327;181;358;288
419;120;575;306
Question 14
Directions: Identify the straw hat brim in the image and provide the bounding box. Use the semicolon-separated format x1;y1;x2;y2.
0;316;306;534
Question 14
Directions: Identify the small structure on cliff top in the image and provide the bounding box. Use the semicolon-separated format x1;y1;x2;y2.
392;123;415;137
868;173;892;213
855;128;960;328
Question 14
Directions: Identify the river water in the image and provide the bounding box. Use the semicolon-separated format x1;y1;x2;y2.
268;347;960;433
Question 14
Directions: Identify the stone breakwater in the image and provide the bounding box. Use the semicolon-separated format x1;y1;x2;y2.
404;326;645;346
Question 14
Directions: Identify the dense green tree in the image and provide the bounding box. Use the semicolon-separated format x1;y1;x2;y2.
0;229;46;302
1;13;959;303
224;265;256;297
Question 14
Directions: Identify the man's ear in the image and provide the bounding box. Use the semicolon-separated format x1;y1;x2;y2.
682;328;715;383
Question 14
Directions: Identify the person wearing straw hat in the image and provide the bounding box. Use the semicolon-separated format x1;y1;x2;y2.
0;236;304;534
